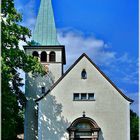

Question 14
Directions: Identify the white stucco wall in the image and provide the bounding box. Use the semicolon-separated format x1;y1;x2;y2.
24;47;63;140
38;56;130;140
24;72;54;140
25;48;63;82
26;48;62;63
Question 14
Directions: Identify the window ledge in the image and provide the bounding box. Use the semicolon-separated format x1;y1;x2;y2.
73;99;96;101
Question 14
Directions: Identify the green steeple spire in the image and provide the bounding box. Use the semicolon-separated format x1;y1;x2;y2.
32;0;60;45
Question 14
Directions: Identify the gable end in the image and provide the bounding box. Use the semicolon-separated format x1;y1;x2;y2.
36;53;133;103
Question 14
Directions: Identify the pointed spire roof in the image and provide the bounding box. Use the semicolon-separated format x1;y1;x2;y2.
32;0;60;45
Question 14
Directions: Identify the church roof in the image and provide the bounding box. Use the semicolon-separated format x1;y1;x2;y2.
32;0;60;45
36;53;133;103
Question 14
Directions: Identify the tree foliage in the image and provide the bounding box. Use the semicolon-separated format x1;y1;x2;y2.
2;1;139;140
130;110;139;140
1;0;45;139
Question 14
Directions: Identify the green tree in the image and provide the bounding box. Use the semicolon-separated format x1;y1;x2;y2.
1;0;45;139
130;110;139;140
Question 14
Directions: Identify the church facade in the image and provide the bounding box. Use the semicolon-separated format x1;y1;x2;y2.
24;0;133;140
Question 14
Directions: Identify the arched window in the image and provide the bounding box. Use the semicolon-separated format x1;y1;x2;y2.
49;51;56;62
81;69;87;79
67;115;100;139
41;51;47;62
32;51;39;57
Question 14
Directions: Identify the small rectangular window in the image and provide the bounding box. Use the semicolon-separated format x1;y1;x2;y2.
88;93;95;100
73;93;80;100
41;87;45;94
81;93;87;100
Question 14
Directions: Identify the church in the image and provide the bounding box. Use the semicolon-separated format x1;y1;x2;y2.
23;0;133;140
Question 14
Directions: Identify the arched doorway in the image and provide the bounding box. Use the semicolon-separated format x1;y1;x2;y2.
67;114;100;140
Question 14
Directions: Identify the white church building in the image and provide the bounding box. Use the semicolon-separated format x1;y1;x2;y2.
24;0;133;140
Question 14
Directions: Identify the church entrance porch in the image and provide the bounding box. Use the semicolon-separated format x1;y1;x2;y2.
67;113;100;140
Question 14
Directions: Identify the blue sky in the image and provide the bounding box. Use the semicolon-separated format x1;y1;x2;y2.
15;0;138;114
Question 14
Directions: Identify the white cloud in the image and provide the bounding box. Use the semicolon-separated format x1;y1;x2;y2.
111;53;138;85
14;1;138;84
15;0;36;31
57;28;138;87
14;1;138;113
121;71;138;85
58;28;116;69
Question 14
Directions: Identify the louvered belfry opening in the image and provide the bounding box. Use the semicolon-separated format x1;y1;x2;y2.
49;51;56;62
41;51;47;62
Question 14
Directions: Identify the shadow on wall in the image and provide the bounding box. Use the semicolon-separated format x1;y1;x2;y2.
24;72;55;140
39;94;70;140
24;100;38;140
25;73;105;140
38;94;105;140
26;71;55;99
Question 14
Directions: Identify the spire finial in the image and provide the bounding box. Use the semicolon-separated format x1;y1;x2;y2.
32;0;60;45
83;111;86;117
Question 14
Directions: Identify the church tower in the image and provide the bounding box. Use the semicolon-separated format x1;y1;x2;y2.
23;0;66;139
